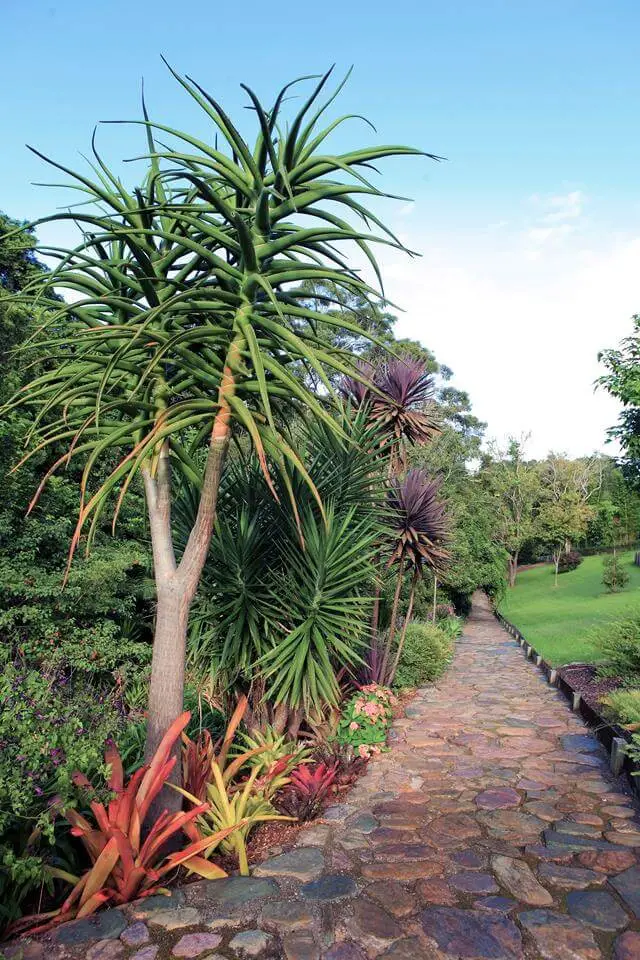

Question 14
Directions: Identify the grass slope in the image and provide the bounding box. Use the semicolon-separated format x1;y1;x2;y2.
499;551;640;666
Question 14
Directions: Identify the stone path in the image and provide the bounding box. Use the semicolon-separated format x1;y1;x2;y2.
10;593;640;960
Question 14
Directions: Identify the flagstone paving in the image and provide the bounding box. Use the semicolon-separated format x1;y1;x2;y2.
8;592;640;960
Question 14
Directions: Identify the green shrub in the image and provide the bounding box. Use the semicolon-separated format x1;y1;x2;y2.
558;550;583;573
601;689;640;726
594;614;640;681
0;658;126;927
435;615;464;643
393;620;454;689
602;554;630;593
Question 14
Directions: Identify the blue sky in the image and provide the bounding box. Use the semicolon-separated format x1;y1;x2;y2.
3;0;640;456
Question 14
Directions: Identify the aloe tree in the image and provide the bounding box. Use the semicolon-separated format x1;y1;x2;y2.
2;65;435;772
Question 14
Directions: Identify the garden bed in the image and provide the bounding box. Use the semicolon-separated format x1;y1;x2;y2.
558;662;622;713
495;609;640;798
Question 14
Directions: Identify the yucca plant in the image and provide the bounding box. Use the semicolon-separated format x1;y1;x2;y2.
260;503;382;710
378;469;449;684
182;405;389;728
1;65;435;785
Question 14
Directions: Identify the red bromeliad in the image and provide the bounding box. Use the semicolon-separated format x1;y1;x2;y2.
10;712;243;937
277;762;338;820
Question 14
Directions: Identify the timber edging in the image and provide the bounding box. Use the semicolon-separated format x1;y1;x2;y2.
494;608;640;799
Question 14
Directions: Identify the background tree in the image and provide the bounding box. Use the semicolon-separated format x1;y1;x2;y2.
537;493;594;586
598;314;640;485
412;360;507;608
481;438;541;587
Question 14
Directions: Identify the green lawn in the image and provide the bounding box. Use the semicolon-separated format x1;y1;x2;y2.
498;551;640;665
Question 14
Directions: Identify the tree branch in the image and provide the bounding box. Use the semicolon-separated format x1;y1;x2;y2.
142;441;176;582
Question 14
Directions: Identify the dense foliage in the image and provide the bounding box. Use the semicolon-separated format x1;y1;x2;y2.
595;614;640;679
391;619;458;689
598;314;640;485
0;212;154;927
557;550;583;573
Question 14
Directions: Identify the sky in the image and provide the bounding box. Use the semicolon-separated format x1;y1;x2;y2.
2;0;639;458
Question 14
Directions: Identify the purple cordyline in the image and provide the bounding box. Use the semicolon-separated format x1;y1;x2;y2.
387;469;449;574
340;355;440;476
378;469;450;686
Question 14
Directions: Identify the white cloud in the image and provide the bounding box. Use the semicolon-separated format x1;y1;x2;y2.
522;190;587;253
375;215;638;460
527;223;575;246
541;190;586;223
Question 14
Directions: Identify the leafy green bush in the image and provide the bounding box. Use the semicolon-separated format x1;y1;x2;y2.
435;603;456;620
558;550;583;573
435;615;464;643
336;684;396;758
601;689;640;726
602;555;630;593
595;614;640;681
392;620;454;689
0;657;127;927
0;496;153;929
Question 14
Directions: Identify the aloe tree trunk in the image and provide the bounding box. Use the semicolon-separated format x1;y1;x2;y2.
144;340;241;786
144;436;229;765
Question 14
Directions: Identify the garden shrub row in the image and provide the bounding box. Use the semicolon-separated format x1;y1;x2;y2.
392;616;461;689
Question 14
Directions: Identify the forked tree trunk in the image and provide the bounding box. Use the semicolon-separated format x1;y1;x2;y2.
143;337;242;812
144;435;230;769
508;552;519;588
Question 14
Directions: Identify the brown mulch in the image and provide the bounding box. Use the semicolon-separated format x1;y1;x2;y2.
558;662;622;714
246;819;304;863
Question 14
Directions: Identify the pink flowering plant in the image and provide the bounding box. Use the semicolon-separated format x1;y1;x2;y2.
336;684;397;758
